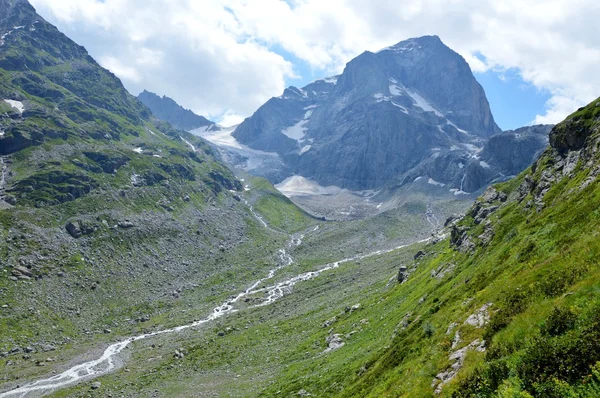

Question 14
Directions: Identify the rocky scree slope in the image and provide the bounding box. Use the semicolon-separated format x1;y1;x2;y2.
0;0;288;387
137;90;217;132
231;36;549;192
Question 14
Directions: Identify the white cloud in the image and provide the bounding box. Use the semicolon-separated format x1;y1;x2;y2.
30;0;600;125
218;112;245;128
98;56;142;83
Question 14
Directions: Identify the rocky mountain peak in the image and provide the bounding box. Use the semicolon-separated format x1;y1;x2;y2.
230;35;517;191
0;0;38;29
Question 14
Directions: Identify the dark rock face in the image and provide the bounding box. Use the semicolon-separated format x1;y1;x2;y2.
138;90;215;131
480;125;552;176
231;36;547;193
517;98;600;210
549;101;600;154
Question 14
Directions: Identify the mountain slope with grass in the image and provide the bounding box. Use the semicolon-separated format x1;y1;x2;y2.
0;0;308;391
254;98;600;397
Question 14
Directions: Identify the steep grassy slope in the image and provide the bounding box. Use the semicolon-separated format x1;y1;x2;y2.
257;97;600;397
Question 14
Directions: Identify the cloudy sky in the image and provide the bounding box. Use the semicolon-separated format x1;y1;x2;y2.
29;0;600;129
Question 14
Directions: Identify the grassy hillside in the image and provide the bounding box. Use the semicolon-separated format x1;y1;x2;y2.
0;0;289;389
258;97;600;397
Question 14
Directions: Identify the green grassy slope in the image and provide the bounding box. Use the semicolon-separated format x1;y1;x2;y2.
311;98;600;397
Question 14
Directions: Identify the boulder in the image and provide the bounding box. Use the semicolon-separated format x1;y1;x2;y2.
324;334;345;352
398;266;408;283
65;220;97;238
65;221;82;238
414;251;426;260
117;220;135;229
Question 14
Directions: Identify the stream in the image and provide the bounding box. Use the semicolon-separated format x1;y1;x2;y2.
0;206;427;397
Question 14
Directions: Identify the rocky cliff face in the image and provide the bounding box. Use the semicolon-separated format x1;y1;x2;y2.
138;90;216;132
480;124;552;176
232;36;516;191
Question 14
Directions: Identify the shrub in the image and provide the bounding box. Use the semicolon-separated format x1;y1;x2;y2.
542;307;577;337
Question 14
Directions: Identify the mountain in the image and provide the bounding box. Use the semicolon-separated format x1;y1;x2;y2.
2;2;595;397
137;90;217;132
0;0;242;205
480;124;552;177
231;36;548;193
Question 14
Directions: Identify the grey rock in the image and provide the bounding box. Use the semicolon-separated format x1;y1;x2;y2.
444;214;463;227
480;187;507;204
41;344;56;352
413;251;426;260
117;220;135;229
480;125;552;176
91;381;101;390
173;350;185;359
4;194;16;205
397;266;408;283
13;266;32;277
65;220;97;238
478;225;495;246
65;221;82;238
324;334;345;352
322;316;337;328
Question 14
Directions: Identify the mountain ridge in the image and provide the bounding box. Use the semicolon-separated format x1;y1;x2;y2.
137;90;216;132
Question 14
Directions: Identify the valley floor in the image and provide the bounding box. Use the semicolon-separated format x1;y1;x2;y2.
1;178;468;397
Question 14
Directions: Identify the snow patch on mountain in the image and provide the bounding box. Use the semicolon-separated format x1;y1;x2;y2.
406;90;444;117
389;84;403;96
450;188;469;196
391;102;409;114
428;178;446;187
300;145;312;155
282;119;308;141
4;99;24;113
447;120;469;135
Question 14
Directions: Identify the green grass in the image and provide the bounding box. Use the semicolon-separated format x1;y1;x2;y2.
249;177;317;233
